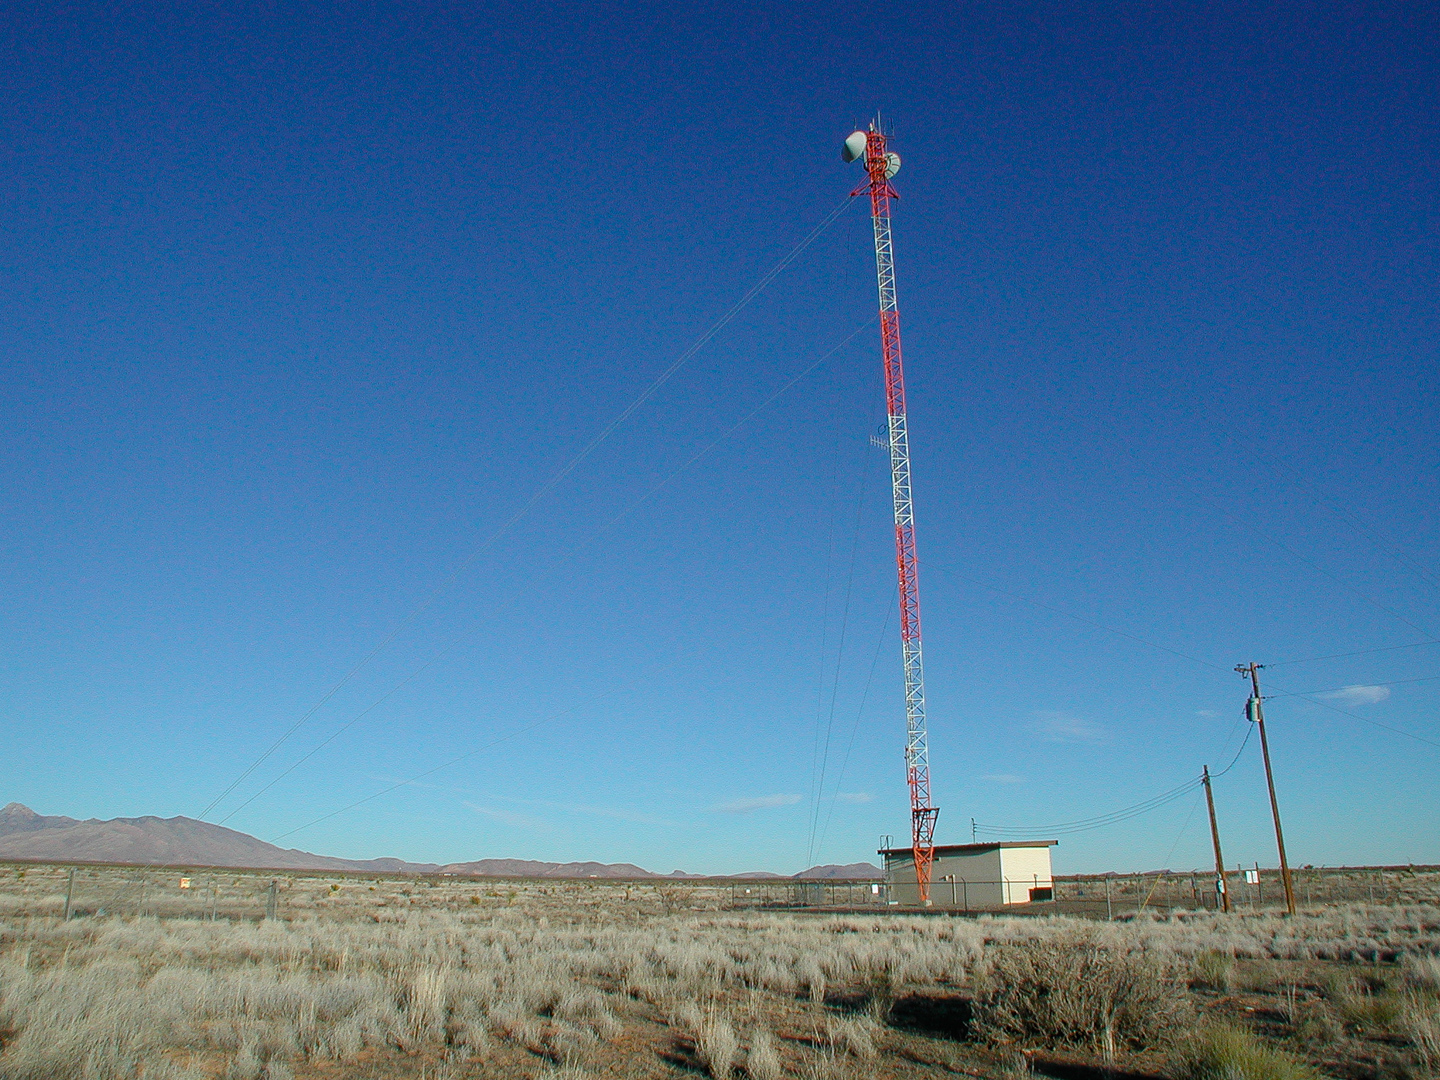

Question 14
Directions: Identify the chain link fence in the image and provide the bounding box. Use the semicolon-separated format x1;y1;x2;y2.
4;862;1436;921
764;867;1440;915
1;864;290;921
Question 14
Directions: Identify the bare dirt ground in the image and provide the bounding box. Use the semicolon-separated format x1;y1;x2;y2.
1;864;1438;1080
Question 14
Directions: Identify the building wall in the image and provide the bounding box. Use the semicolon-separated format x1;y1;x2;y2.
998;846;1054;904
884;846;1054;908
930;849;1003;909
884;849;1005;908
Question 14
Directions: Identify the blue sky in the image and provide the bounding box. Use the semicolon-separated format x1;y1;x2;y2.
2;2;1436;874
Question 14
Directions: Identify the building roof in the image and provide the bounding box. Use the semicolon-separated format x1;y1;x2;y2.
877;841;1058;857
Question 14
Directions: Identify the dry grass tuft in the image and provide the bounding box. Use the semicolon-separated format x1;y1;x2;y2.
1171;1025;1318;1080
696;1013;739;1079
826;1015;880;1060
1401;993;1440;1068
1190;949;1233;991
1403;953;1440;993
1330;975;1401;1031
746;1028;782;1080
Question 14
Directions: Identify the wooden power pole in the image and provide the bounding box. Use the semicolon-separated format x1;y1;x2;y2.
1202;766;1230;913
1237;662;1296;915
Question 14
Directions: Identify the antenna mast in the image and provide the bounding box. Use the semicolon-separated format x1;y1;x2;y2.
845;121;939;905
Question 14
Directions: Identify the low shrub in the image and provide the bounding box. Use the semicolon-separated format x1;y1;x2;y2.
971;933;1189;1050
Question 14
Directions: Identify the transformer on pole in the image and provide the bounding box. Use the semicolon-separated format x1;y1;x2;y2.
844;121;939;905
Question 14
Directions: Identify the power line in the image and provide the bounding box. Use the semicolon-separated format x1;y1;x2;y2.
926;564;1230;673
925;564;1439;752
1270;673;1440;698
805;360;848;868
268;673;652;843
814;593;894;860
974;775;1203;837
198;195;856;824
1266;640;1440;667
1212;723;1254;778
235;327;874;834
1200;494;1436;640
1140;786;1206;911
215;638;465;826
605;323;871;529
1227;439;1440;597
808;455;872;865
1261;677;1440;750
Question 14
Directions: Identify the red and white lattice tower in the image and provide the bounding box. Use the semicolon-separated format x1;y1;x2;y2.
844;121;939;905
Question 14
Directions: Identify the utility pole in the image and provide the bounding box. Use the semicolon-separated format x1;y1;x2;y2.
1202;766;1229;913
1237;663;1296;915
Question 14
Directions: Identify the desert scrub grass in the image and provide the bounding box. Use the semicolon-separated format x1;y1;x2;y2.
696;1014;739;1079
1191;949;1234;991
1171;1025;1319;1080
1331;976;1401;1032
1401;993;1440;1067
971;930;1190;1049
2;895;1438;1078
1403;952;1440;993
826;1015;880;1060
746;1028;782;1080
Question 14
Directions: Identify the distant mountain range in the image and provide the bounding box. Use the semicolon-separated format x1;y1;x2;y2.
0;804;880;880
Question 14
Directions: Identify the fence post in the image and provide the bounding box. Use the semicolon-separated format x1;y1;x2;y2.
63;867;75;921
266;880;278;920
1105;875;1112;920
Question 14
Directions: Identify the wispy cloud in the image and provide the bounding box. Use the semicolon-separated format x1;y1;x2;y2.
369;775;673;827
486;793;673;827
1314;684;1391;706
715;794;803;814
1032;711;1105;743
1196;709;1218;718
835;792;873;804
981;774;1025;784
461;801;544;829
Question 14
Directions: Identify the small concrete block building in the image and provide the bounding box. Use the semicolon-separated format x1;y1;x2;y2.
880;841;1057;908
